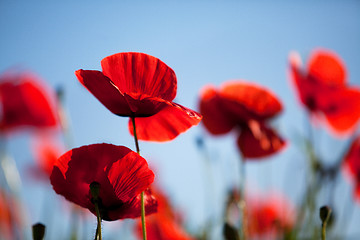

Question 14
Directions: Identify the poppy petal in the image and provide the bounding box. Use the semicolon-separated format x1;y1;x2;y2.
199;85;236;135
0;73;58;131
122;94;169;117
342;136;360;184
308;49;346;86
289;52;314;109
145;214;195;240
107;188;157;220
75;69;134;116
135;187;194;240
246;192;295;238
101;52;177;101
237;123;286;159
50;143;155;221
129;102;202;142
220;81;283;120
76;70;171;117
322;88;360;135
107;151;154;203
31;136;63;178
355;184;360;202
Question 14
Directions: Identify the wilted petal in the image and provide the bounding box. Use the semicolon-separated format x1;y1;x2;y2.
101;52;177;101
129;102;202;142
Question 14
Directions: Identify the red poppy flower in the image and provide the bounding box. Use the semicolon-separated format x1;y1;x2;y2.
29;136;63;181
199;81;286;159
343;135;360;201
289;49;360;136
246;192;295;238
135;188;194;240
0;72;58;132
50;143;157;221
75;52;202;142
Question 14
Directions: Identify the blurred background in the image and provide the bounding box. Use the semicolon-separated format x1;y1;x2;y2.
0;1;360;239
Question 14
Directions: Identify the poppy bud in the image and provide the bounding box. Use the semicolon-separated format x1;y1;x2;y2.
32;223;46;240
223;222;240;240
320;205;332;223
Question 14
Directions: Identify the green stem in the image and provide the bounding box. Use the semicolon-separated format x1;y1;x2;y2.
238;154;247;240
131;116;147;240
90;182;102;240
320;206;331;240
140;191;146;240
131;116;140;154
94;202;102;240
321;223;326;240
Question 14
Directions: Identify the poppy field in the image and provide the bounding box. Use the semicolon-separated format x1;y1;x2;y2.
0;2;360;240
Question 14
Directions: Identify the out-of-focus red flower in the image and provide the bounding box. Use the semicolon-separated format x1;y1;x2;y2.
50;143;157;221
0;72;58;132
75;52;202;142
0;189;22;240
135;187;194;240
343;135;360;201
29;136;63;181
143;214;194;240
199;81;285;159
289;49;360;136
246;192;295;239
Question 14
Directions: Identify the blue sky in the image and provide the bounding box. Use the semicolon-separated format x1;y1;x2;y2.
1;1;360;239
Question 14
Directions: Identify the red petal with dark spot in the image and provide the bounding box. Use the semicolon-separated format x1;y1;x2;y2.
129;102;202;142
101;52;177;101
